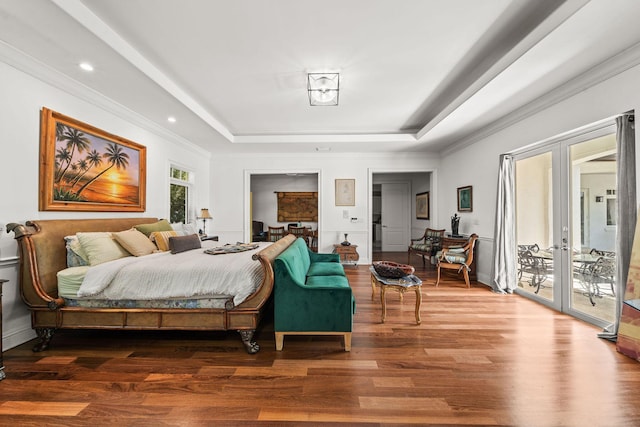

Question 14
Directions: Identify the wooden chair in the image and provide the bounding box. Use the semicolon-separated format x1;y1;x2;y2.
304;228;318;252
288;225;307;241
436;234;478;288
267;226;286;242
408;228;445;267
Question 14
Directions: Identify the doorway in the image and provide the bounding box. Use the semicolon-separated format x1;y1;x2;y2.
371;172;431;258
248;172;320;244
515;125;617;327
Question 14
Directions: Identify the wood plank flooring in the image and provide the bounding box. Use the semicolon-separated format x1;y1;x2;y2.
1;252;640;426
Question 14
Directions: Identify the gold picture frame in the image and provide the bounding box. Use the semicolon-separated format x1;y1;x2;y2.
457;185;473;212
416;191;429;219
335;179;355;206
39;107;146;212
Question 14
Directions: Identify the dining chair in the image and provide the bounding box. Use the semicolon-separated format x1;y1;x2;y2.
579;255;617;305
304;228;318;252
267;226;286;242
517;244;540;281
288;225;307;241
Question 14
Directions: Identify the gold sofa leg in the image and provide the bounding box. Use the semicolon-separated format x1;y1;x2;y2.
344;333;352;351
275;332;284;351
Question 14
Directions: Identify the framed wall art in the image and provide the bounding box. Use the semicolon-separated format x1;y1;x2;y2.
335;179;355;206
39;107;146;212
416;191;429;219
276;191;318;221
457;185;473;212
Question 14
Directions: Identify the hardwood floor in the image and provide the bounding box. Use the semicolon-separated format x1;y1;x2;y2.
1;252;639;426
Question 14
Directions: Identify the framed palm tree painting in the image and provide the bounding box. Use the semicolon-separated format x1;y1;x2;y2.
39;107;146;212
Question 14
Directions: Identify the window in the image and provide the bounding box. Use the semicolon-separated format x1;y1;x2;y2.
169;166;193;223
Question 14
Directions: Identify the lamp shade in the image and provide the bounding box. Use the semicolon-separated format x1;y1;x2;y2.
198;208;212;219
308;73;339;106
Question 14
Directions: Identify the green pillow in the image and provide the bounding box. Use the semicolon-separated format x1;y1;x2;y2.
134;219;173;237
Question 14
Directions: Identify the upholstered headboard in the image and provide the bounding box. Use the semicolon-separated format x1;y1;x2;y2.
8;218;159;307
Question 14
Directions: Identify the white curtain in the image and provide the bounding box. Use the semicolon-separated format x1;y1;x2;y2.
599;112;636;341
492;154;517;294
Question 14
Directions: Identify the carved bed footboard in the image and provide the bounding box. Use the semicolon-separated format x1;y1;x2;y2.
8;218;296;354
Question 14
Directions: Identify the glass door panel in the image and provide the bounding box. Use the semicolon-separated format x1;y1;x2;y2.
515;151;556;303
568;135;617;324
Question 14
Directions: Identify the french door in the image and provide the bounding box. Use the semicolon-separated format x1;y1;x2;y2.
515;124;617;327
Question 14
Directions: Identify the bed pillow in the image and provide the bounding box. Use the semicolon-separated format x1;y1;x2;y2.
113;228;157;257
171;222;199;236
169;234;202;254
150;230;179;252
57;266;90;298
76;232;130;266
133;219;173;237
64;235;89;267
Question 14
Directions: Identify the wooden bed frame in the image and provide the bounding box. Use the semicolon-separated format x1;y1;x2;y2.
7;218;296;354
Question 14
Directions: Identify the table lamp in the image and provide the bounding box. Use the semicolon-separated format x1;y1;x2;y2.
197;208;212;236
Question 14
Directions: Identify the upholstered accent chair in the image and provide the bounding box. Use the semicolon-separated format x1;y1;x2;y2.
408;228;445;267
436;234;478;288
267;226;286;242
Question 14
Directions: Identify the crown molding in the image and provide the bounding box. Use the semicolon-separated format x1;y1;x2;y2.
440;41;640;157
0;40;211;159
233;132;417;144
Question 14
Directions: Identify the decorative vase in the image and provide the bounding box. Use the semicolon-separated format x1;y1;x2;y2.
341;233;351;246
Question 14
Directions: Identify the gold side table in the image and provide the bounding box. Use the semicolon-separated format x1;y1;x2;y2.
370;267;422;324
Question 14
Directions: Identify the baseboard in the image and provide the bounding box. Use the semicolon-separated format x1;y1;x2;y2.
3;326;36;351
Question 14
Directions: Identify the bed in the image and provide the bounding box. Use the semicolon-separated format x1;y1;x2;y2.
7;218;297;354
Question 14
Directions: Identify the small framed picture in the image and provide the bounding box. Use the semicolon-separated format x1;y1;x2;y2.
416;191;429;219
335;179;355;206
457;185;473;212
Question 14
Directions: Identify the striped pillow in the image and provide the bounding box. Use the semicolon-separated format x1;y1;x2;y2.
150;230;178;252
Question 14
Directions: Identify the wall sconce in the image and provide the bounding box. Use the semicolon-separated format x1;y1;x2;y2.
308;73;339;106
197;208;212;236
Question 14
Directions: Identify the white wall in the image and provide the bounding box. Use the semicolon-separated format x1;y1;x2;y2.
516;153;552;248
0;61;211;349
438;62;640;286
212;154;438;264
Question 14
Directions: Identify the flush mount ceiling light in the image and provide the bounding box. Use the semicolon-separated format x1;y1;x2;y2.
307;73;339;106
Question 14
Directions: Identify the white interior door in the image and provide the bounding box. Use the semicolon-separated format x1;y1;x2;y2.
381;182;410;251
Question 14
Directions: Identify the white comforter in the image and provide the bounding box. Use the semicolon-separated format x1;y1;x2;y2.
77;241;271;306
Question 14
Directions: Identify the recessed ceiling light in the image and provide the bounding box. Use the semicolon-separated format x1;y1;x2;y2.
79;62;94;72
167;116;177;123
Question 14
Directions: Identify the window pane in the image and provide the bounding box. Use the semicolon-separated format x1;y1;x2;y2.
170;183;188;223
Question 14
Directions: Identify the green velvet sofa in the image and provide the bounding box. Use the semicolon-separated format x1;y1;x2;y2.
273;237;355;351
